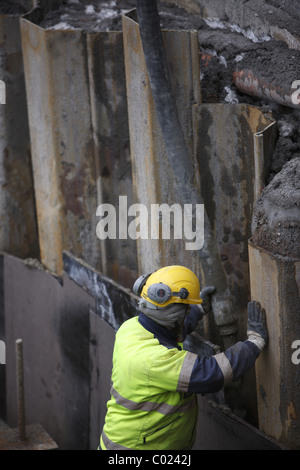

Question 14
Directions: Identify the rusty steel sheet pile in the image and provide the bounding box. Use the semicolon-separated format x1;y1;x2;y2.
0;0;299;451
0;6;39;261
249;157;300;450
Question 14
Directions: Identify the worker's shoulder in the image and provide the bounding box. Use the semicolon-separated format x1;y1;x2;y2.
116;315;141;336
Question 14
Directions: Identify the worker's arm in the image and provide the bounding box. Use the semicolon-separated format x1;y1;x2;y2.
183;286;215;338
178;301;268;395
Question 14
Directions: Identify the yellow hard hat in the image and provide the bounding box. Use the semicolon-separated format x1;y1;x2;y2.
133;265;202;308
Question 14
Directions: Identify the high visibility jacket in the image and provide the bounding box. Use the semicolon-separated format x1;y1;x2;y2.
100;309;260;450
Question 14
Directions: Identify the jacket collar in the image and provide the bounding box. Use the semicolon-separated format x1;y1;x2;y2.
138;312;181;350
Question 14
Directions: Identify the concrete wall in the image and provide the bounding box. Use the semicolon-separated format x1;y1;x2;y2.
3;252;118;450
0;252;287;450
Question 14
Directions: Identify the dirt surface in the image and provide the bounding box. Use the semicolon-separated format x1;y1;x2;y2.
37;0;300;184
0;1;27;15
251;157;300;258
265;0;300;19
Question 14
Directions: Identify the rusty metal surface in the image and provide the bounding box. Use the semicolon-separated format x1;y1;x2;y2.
249;242;300;450
0;14;39;259
193;104;276;340
123;10;202;277
20;16;138;285
20;18;100;275
122;11;277;361
233;69;300;110
86;31;138;288
0;423;58;450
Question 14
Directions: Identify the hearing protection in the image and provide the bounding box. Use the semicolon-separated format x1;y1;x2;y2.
133;266;202;308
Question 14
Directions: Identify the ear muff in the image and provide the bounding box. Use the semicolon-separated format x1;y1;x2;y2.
133;273;152;296
147;284;190;304
147;283;172;304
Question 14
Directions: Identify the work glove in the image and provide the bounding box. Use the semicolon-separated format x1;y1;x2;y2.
247;301;268;351
199;286;216;315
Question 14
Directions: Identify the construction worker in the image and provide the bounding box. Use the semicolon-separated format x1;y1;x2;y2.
99;265;268;450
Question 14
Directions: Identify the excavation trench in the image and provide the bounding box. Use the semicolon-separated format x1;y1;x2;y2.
0;0;299;450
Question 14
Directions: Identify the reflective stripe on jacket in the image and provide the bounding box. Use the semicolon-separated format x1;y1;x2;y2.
100;310;260;450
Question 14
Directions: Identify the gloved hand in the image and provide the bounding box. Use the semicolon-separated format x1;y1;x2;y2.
247;301;268;351
199;286;216;315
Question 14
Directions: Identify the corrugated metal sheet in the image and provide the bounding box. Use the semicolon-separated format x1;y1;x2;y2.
20;16;138;285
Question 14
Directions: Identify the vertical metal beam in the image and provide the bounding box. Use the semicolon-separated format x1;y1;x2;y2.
86;31;138;288
193;104;276;340
20;19;100;275
0;13;39;259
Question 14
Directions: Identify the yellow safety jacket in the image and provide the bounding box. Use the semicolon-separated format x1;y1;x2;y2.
100;313;198;450
100;311;260;450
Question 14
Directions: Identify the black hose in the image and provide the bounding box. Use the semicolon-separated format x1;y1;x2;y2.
135;0;194;199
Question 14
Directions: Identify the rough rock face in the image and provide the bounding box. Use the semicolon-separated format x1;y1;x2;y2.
251;157;300;259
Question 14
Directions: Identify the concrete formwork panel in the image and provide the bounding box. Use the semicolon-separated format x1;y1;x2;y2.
0;13;39;260
4;253;93;450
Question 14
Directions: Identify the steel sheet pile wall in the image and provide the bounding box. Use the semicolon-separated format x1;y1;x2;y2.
249;157;300;450
20;10;138;286
86;32;138;287
2;0;299;450
0;8;39;260
122;10;279;423
20;19;99;275
122;11;202;275
193;104;276;341
123;11;277;348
